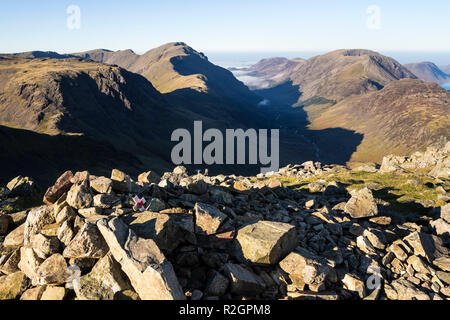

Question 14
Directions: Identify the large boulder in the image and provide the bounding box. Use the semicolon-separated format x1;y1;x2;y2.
63;223;108;259
342;274;366;298
30;234;60;259
433;257;450;272
0;271;29;300
40;286;67;300
66;180;93;210
146;198;166;212
180;177;208;195
379;155;405;173
138;171;161;184
43;171;73;205
55;206;76;224
111;169;131;193
344;187;378;219
93;194;120;209
430;218;450;238
23;206;55;246
35;254;70;285
18;246;43;285
161;211;195;244
20;286;46;300
90;176;113;194
223;263;265;296
124;211;181;254
209;188;234;205
428;158;450;179
0;249;21;275
57;220;75;246
74;253;131;300
235;221;297;265
194;202;228;236
6;176;39;198
279;247;333;289
3;224;25;248
385;278;430;300
97;217;185;300
404;232;448;264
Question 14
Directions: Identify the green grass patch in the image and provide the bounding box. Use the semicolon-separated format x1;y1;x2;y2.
257;169;448;214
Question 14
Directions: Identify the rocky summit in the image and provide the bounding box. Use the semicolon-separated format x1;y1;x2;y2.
0;145;449;301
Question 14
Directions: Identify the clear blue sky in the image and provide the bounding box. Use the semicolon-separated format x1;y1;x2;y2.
1;0;449;54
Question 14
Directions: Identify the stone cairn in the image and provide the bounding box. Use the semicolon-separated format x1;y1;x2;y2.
0;161;449;300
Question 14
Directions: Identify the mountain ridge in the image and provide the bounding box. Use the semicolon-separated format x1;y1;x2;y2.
1;45;448;185
404;61;450;84
309;79;450;164
246;49;417;107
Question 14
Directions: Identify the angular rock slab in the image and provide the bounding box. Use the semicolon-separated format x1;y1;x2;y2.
385;278;430;300
433;257;450;272
344;187;378;219
18;246;43;285
90;176;113;194
41;286;67;300
3;224;25;248
23;206;55;246
0;271;29;300
20;286;46;300
342;274;366;298
66;182;93;210
125;211;181;254
63;223;108;259
404;232;448;264
43;171;73;205
97;217;185;300
0;248;21;275
235;220;297;265
35;254;70;285
138;171;161;184
279;247;333;288
194;202;228;236
205;270;229;297
223;263;265;296
111;169;132;193
31;234;60;259
75;253;131;300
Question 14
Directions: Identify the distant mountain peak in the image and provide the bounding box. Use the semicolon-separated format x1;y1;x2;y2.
404;61;450;84
332;49;381;57
250;48;416;104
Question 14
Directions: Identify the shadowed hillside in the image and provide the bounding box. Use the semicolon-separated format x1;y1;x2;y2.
310;79;450;164
0;54;362;188
0;125;145;187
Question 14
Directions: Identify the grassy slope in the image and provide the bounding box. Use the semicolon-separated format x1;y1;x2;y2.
271;169;449;213
308;79;450;164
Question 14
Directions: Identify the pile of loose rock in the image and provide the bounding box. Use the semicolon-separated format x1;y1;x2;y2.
0;164;449;300
380;140;450;178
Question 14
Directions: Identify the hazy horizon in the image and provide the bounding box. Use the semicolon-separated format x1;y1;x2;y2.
1;0;450;54
205;51;450;68
2;46;450;68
